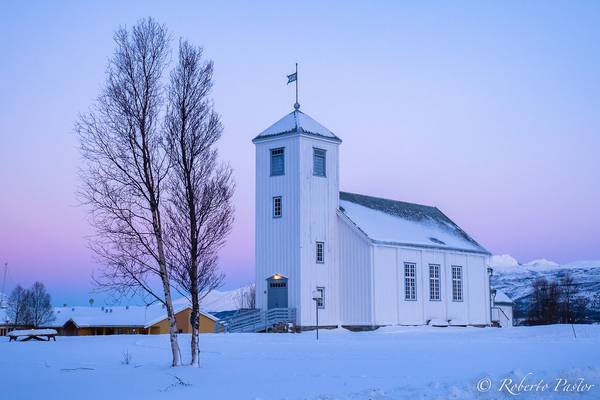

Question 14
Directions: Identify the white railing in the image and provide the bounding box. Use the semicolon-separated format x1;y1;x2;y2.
492;306;512;327
217;308;296;333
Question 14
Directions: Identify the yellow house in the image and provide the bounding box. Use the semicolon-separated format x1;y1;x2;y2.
146;307;221;334
47;303;221;336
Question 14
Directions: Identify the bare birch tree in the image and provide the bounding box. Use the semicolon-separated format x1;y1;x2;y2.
7;283;54;328
164;40;234;366
76;18;181;366
7;285;29;328
26;282;55;328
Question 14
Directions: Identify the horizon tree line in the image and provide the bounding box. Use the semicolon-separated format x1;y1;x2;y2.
526;273;591;325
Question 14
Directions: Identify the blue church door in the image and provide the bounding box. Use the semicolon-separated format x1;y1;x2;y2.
267;274;288;309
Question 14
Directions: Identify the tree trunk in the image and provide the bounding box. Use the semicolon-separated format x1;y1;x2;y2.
162;280;180;367
155;208;180;367
190;302;200;366
163;39;233;368
190;254;200;366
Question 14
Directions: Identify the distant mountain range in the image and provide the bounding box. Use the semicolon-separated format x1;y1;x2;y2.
196;288;243;312
490;255;600;322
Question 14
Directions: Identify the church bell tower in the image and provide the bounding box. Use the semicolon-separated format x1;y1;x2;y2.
252;104;342;327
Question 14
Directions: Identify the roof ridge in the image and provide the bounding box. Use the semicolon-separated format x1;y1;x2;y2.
339;191;437;210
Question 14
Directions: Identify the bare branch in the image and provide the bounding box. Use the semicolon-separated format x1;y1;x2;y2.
164;40;234;366
76;18;181;366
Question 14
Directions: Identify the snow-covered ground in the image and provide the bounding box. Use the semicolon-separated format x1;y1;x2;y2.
1;325;599;399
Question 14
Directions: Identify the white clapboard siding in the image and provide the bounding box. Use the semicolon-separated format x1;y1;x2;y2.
369;244;490;326
338;212;373;326
255;135;302;314
297;135;341;326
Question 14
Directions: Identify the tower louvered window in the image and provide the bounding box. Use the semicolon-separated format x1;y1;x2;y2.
270;148;284;176
313;148;326;177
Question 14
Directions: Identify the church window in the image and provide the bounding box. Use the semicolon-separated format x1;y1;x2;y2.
404;263;416;300
429;264;441;301
316;241;324;263
452;265;463;301
270;147;285;176
273;196;282;218
313;148;326;177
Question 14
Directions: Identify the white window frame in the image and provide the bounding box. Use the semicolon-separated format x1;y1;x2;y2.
452;265;463;302
273;196;282;218
313;148;326;177
316;241;324;263
404;263;417;301
270;147;285;176
429;264;441;301
316;287;325;309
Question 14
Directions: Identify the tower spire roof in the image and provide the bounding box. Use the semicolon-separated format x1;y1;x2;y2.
252;110;341;143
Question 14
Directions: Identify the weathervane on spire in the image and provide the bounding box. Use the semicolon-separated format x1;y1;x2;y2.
287;63;299;110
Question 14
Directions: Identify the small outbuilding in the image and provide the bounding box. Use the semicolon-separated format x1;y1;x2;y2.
492;290;514;327
0;307;29;336
0;309;10;336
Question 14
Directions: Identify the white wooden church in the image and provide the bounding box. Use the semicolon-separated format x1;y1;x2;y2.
253;106;492;329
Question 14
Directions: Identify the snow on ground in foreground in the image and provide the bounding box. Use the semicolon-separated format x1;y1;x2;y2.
1;325;600;399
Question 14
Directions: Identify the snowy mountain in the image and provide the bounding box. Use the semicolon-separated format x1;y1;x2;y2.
489;254;519;268
170;288;243;313
490;255;600;322
524;259;560;267
199;288;243;312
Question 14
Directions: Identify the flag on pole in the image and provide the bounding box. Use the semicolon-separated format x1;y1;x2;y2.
287;72;297;84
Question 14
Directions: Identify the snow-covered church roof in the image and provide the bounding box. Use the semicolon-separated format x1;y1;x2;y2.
339;192;490;255
253;110;341;142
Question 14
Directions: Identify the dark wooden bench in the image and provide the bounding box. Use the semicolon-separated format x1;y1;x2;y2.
8;329;57;342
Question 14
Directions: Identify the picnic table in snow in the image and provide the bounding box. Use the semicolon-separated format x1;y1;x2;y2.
8;329;57;342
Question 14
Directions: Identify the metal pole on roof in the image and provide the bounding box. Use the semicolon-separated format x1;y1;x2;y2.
287;63;300;110
295;63;299;109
